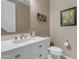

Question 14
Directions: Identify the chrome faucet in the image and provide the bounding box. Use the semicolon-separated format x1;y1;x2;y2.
20;34;26;39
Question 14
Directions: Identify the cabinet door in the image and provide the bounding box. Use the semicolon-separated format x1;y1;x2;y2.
31;39;50;54
30;49;48;59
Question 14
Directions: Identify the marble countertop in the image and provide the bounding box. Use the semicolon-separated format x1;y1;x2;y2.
1;36;50;53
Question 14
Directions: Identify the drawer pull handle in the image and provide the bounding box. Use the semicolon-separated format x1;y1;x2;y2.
39;54;42;57
39;45;42;47
15;54;21;58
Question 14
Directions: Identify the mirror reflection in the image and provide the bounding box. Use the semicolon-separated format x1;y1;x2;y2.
1;0;30;35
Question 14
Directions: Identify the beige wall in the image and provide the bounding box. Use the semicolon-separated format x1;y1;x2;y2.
1;0;30;35
16;2;30;33
30;0;49;36
50;0;77;59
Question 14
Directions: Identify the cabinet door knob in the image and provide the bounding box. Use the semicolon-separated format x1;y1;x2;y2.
39;54;42;57
39;45;42;47
15;54;21;58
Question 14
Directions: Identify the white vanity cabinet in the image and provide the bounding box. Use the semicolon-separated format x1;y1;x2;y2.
1;37;50;59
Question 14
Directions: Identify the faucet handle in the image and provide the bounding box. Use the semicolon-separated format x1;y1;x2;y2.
20;34;25;39
13;36;18;40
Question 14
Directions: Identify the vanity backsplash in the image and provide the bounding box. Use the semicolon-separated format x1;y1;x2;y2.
1;33;31;41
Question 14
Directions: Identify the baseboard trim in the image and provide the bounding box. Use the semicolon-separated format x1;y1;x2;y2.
62;55;73;59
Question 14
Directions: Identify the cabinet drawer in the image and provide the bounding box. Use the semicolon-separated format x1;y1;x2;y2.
32;39;50;53
2;51;24;59
2;54;29;59
31;49;48;59
2;45;32;59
